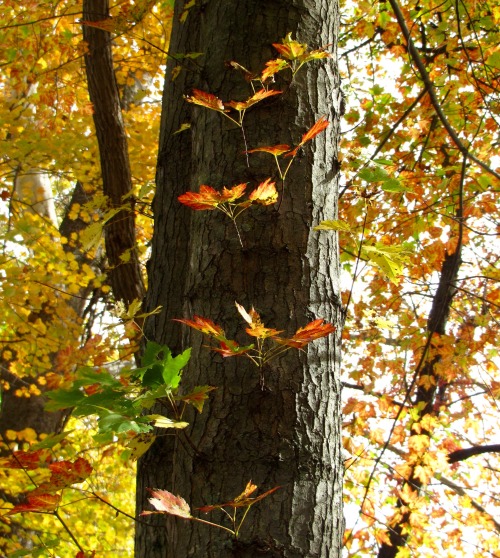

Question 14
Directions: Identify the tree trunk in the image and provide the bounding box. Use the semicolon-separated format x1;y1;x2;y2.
136;1;344;557
378;245;462;558
82;0;145;305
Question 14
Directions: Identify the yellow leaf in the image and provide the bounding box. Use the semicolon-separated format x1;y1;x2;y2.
314;219;351;232
125;433;156;461
173;123;191;135
146;415;189;429
361;243;410;284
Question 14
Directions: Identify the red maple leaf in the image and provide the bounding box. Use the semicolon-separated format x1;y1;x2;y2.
0;449;51;470
34;458;93;494
8;493;61;515
211;340;253;358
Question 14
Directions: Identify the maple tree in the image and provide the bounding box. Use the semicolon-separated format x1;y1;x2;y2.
0;0;499;557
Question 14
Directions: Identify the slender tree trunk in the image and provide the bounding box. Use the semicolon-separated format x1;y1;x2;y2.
82;0;145;305
378;245;462;558
136;1;344;557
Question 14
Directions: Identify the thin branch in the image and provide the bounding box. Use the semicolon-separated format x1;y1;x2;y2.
387;0;500;181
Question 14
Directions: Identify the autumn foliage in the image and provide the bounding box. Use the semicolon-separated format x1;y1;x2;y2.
0;0;500;557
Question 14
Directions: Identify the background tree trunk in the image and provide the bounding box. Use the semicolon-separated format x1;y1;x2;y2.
82;0;145;305
136;1;344;557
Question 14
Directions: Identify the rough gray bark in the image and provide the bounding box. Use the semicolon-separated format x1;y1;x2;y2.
82;0;145;305
136;1;344;557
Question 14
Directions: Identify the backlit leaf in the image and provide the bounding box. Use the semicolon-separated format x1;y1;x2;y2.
249;178;278;205
9;493;61;515
125;433;156;460
361;243;410;285
226;89;282;111
184;89;225;112
276;318;336;348
174;315;225;338
261;58;290;81
314;219;352;232
141;488;192;518
235;302;283;338
300;116;329;145
272;33;307;60
178;183;247;210
145;414;189;429
246;144;291;156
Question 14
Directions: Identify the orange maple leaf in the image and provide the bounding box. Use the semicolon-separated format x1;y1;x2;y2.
261;58;289;81
246;144;291;156
80;16;129;34
184;89;225;112
285;116;329;158
226;88;282;111
300;115;329;145
178;184;247;210
272;37;306;60
174;315;225;338
235;302;283;338
276;318;335;348
249;178;278;206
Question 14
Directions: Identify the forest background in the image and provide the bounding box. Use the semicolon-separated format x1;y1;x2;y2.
0;0;500;557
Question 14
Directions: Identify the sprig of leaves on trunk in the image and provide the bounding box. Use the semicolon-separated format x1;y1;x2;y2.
45;341;214;459
141;481;281;539
176;302;335;386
